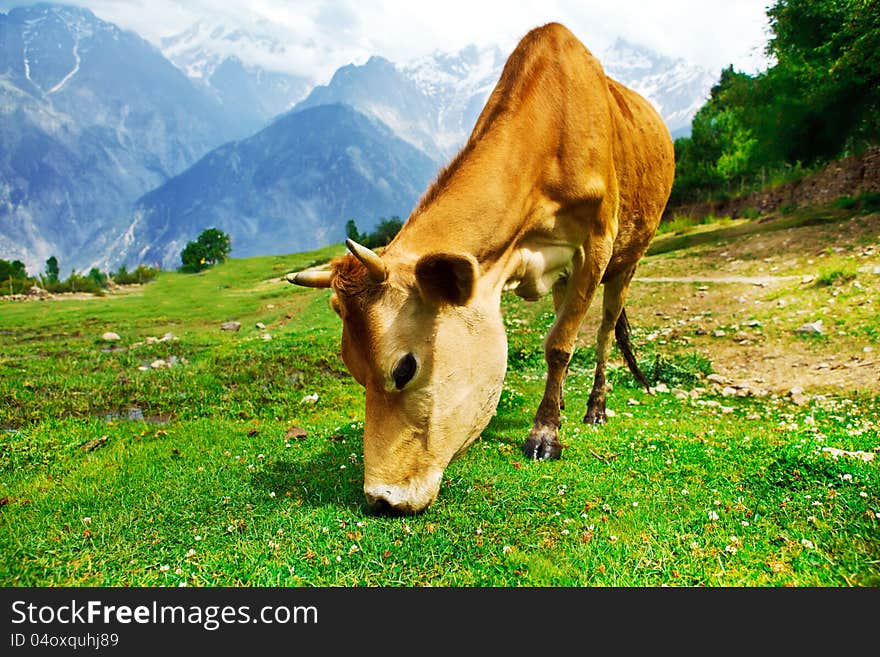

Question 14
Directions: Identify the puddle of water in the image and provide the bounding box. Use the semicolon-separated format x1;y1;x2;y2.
102;408;171;425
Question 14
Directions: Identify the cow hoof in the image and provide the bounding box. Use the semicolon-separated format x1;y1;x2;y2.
583;408;607;425
522;425;562;460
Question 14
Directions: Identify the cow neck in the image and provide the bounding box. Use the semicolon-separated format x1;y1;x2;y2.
386;136;539;280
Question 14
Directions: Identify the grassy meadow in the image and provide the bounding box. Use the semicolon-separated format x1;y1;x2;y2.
1;209;878;587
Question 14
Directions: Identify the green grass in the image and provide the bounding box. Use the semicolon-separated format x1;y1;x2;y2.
1;240;878;587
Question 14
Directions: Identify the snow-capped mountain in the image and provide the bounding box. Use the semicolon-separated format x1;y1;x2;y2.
293;45;506;163
1;5;718;276
294;39;714;165
0;3;239;274
600;38;717;138
158;20;313;134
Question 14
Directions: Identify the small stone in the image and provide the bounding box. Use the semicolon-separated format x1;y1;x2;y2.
706;373;727;385
712;330;726;337
256;322;266;329
220;321;241;331
652;382;669;394
796;320;823;334
261;333;272;341
801;275;815;284
150;359;167;369
285;426;308;440
721;386;737;397
102;332;121;341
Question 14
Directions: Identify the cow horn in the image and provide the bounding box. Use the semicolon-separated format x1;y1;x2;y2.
286;270;332;288
346;239;387;283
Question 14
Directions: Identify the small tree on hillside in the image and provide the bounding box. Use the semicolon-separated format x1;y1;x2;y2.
180;228;231;273
369;216;403;247
345;219;365;243
45;256;59;283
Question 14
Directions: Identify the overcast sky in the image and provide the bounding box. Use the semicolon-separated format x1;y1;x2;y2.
2;0;774;81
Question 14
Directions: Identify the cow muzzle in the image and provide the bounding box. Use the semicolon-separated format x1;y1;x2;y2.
364;471;443;515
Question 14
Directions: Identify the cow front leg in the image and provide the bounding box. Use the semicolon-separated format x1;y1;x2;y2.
523;346;570;460
523;240;611;459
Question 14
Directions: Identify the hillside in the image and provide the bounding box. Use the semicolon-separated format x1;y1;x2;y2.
1;202;877;588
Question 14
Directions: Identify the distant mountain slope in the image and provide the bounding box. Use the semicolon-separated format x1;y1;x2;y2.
0;3;239;274
159;19;313;135
294;46;506;163
600;38;717;139
104;104;439;270
293;40;715;162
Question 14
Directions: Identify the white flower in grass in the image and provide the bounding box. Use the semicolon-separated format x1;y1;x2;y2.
82;517;92;524
502;545;513;554
159;565;170;572
178;582;187;587
708;510;720;521
186;549;196;557
859;491;868;498
175;568;183;575
681;489;689;496
801;539;815;549
269;492;276;498
194;535;202;541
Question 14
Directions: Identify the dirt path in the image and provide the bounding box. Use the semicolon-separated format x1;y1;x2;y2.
580;212;880;397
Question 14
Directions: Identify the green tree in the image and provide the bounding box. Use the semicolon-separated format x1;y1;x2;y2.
362;216;404;248
0;259;30;294
345;219;365;243
88;267;108;289
45;256;59;283
180;228;231;273
669;0;879;205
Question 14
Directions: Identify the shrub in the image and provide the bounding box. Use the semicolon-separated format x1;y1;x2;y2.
111;264;159;285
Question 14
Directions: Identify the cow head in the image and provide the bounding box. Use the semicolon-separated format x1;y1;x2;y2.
288;239;507;514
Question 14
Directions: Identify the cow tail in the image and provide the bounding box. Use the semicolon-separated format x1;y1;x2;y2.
615;308;652;393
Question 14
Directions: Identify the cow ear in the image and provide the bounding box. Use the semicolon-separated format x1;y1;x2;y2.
414;253;478;306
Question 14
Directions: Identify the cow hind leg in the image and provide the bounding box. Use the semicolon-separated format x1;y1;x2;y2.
523;240;611;460
584;267;646;424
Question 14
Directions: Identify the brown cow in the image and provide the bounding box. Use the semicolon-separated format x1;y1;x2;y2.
288;22;675;514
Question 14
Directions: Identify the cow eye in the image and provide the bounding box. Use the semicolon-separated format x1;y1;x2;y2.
393;353;417;390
